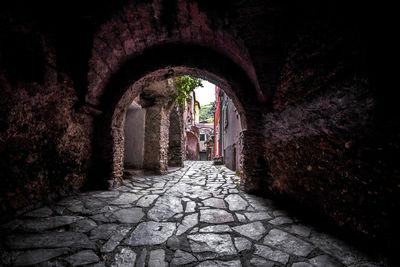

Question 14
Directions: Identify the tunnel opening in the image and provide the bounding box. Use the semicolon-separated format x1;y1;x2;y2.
81;0;267;194
82;40;400;262
86;46;257;188
121;76;244;177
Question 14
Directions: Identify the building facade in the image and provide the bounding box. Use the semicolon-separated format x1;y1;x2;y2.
214;86;243;172
183;90;215;161
196;122;214;160
183;91;200;160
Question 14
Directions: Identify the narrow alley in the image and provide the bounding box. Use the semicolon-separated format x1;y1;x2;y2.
0;162;386;266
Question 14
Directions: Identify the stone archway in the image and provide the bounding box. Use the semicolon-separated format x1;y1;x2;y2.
84;0;265;108
82;0;271;190
85;46;265;189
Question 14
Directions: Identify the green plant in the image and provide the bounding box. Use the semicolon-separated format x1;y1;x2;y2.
174;75;203;105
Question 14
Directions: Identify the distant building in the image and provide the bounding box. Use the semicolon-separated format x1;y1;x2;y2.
196;122;214;160
214;87;223;158
183;91;200;160
183;91;215;161
194;99;200;124
214;86;242;171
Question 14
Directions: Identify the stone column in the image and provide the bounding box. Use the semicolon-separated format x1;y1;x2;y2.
240;130;270;193
168;102;184;167
240;107;270;194
143;100;171;173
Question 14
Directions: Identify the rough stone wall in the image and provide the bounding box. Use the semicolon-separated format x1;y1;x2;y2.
110;126;125;182
261;22;400;241
274;30;352;111
159;105;171;172
0;26;93;215
264;80;400;239
240;129;268;193
168;103;184;167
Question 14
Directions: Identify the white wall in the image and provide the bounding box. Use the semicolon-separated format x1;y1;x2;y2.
124;102;146;168
221;94;242;171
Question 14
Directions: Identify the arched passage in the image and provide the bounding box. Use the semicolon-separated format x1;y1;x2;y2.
1;0;399;259
85;44;267;189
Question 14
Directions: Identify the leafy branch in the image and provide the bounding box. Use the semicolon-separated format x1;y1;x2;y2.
174;75;203;105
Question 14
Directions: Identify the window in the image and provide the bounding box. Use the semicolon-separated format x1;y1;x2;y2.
200;133;206;141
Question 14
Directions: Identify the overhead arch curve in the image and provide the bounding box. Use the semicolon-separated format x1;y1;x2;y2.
86;43;263;188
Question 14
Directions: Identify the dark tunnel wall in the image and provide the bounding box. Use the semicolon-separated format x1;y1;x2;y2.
0;29;94;213
260;2;400;242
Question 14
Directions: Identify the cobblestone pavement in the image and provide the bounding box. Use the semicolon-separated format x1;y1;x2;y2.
0;162;390;266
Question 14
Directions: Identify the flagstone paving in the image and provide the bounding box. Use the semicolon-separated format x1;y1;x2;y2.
0;161;390;266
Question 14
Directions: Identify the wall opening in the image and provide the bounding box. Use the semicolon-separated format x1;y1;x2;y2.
85;43;264;194
121;74;245;175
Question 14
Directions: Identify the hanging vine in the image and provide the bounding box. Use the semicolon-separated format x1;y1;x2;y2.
174;75;203;105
